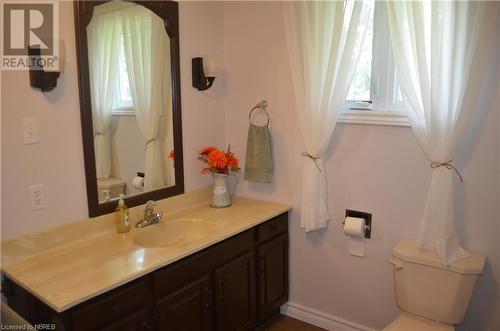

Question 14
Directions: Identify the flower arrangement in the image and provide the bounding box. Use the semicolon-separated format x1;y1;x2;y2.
197;145;240;175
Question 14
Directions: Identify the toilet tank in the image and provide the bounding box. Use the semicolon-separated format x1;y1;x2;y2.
97;177;126;202
390;240;485;325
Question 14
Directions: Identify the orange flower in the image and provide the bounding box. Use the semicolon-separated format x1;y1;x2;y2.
228;155;239;171
200;146;216;156
229;158;238;167
197;145;240;175
208;150;229;170
168;150;175;160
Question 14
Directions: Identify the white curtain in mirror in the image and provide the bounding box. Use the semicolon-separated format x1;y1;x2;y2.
161;53;175;186
387;1;498;265
284;1;372;231
87;9;121;179
121;6;169;191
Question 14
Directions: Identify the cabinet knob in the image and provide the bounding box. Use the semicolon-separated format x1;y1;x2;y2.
139;322;152;331
111;304;121;315
204;287;214;309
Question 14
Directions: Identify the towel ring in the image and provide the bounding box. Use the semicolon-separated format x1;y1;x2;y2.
249;100;270;126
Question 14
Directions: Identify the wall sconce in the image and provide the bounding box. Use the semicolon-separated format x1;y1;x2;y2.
28;45;60;92
192;57;215;91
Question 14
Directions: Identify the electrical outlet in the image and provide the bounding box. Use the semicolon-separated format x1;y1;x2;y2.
30;184;45;210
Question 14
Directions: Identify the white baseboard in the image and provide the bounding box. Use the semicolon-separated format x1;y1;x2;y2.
281;302;378;331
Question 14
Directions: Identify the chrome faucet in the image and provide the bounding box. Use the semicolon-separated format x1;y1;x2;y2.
135;200;163;228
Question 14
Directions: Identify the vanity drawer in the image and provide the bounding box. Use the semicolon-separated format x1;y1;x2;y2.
101;308;151;331
72;280;149;331
257;213;288;243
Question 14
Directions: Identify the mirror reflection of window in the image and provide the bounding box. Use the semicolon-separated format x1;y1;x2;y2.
114;35;134;111
87;1;175;204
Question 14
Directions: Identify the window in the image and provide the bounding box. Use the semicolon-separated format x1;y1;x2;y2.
341;1;409;126
112;35;134;115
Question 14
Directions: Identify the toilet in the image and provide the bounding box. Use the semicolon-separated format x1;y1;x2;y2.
384;240;485;331
97;177;126;202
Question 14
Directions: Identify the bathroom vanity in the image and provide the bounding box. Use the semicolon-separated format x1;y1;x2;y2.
1;191;290;331
1;1;291;329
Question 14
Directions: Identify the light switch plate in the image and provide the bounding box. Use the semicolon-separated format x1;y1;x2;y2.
22;117;39;144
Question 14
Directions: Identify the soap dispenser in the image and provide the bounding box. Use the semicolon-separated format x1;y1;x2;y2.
115;194;130;233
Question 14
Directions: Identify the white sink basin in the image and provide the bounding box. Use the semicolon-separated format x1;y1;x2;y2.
133;218;216;248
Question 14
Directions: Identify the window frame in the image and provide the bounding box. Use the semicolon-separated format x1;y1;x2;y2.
341;1;409;127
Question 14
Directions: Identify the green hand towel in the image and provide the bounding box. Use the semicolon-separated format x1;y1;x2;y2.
244;124;273;183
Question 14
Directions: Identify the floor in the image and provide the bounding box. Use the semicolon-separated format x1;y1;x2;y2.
261;314;326;331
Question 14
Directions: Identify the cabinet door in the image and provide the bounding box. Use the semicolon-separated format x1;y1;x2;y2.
257;233;288;318
155;275;213;331
214;251;255;331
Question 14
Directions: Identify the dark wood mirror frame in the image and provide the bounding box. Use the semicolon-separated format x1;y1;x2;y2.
74;0;184;217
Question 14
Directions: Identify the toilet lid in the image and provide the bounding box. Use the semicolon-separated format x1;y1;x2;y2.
97;177;126;189
383;313;454;331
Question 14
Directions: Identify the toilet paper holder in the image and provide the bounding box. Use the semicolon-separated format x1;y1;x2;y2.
343;209;372;239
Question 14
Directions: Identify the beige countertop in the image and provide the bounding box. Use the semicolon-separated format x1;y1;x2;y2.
1;189;290;313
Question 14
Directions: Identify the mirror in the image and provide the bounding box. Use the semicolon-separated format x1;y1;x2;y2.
75;1;184;217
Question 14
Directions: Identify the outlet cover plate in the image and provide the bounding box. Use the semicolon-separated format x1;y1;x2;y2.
30;184;45;210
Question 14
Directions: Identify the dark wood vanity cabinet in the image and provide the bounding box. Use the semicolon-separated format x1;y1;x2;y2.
72;280;151;331
155;275;213;331
3;212;289;331
101;309;153;331
257;233;288;319
214;251;256;331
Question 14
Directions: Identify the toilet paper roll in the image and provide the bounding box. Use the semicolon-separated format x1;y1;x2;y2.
343;217;366;238
344;217;366;257
132;176;144;191
348;237;365;257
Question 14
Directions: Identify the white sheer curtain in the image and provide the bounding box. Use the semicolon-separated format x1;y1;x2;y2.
387;1;498;265
161;54;175;187
284;1;372;231
86;10;121;179
121;6;168;191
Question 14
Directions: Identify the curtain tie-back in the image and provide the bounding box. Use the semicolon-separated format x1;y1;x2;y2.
145;138;157;150
301;152;321;172
94;131;105;137
430;160;463;183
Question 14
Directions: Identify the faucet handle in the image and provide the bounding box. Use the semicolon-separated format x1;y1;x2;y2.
144;200;156;215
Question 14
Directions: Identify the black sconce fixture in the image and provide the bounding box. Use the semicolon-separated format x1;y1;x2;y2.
28;45;60;92
192;57;215;91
